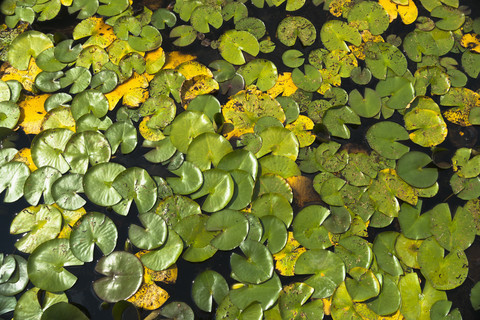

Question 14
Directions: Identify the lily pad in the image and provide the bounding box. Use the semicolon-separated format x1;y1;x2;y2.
206;209;249;251
52;173;86;211
0;161;30;203
128;212;167;250
7;31;53;70
192;270;229;312
397;151;438;188
70;212;118;262
229;273;282;310
293;205;331;249
366;121;410;159
277;16;316;47
63;131;111;175
93;251;143;303
83;162;125;207
430;205;476;251
190;168;233;213
278;282;324;320
140;230;183;271
218;30;260;65
186;132;233;171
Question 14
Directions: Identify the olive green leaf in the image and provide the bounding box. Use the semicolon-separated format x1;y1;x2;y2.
190;168;233;213
52;173;86;211
192;270;229;312
218;30;260;65
320;20;361;52
397;151;438;188
229;273;282;310
277;16;316;47
373;231;403;276
128;212;167;250
206;209;249;251
279;282;324;320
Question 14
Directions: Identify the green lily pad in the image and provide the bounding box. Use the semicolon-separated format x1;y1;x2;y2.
23;166;61;206
345;267;380;302
418;237;468;290
255;126;299;161
140;230;183;271
169;25;196;47
112;167;157;215
59;67;92;94
0;161;30;203
430;204;476;251
68;0;98;18
395;233;423;269
41;302;88;320
7;31;53;70
282;49;305;68
335;236;373;271
398;200;433;240
238;59;278;91
431;5;464;31
27;238;84;292
158;301;194;320
191;6;223;33
471;281;480;311
293;205;331;249
128;212;167;250
151;8;177;29
83;162;125;207
34;71;63;93
166;161;203;195
229;273;282;310
10;205;62;254
450;174;480;200
291;64;322;92
169;111;214;153
174;214;218;262
430;300;462;320
364;41;408;79
347;1;389;35
320;20;361;52
366;275;401;315
279;282;324;320
186;132;233;171
397;151;438;188
376;76;415;110
372;231;403;276
259;215;287;254
128;25;162;52
70;212;117;262
206;209;249;251
0;101;19;131
187;95;221;122
348;88;382;118
70;90;109;121
13;287;68;320
255;174;293;203
366;121;410;160
322;106;361;139
295;249;346;299
190;168;233;213
93;251;143;303
231;239;273;284
251;192;293;227
277;16;316;47
63;131;111;174
90;70;118;93
218;30;260;65
35;46;67;72
105;121;137;154
192;270;229;312
52;173;86;211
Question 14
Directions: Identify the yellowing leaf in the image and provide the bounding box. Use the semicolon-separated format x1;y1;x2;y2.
329;0;354;17
13;148;37;172
273;232;306;276
285;116;315;148
73;17;117;48
105;73;150;110
222;88;285;139
57;207;87;239
61;0;72;5
378;0;417;24
163;51;196;70
286;175;322;208
41;107;76;131
181;75;219;103
176;61;213;80
354;302;405;320
382;168;418;206
1;58;42;92
107;39;145;65
145;47;166;74
323;297;332;316
128;252;177;310
318;68;341;95
267;72;298;98
139;116;165;142
461;33;480;54
18;94;49;134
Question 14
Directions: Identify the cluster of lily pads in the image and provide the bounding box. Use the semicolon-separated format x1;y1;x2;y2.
1;0;480;319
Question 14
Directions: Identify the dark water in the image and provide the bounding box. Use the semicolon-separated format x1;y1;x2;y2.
2;0;480;319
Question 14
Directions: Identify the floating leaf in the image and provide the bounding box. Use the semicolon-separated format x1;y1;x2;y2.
218;30;259;65
397;151;438;188
277;16;316;47
192;270;229;312
430;205;476;251
279;282;324;320
206;209;249;251
0;161;30;202
7;31;53;70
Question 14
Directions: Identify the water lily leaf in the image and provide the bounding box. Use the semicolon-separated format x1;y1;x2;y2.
279;282;324;320
272;0;306;11
112;167;157;214
151;8;177;29
397;151;438;188
70;212;117;262
366;121;409;159
34;71;63;93
293;205;331;249
334;236;373;271
431;5;464;31
164;161;202;195
320;19;360;52
254;126;299;161
186;132;233;171
373;231;403;276
395;233;423;269
51;173;86;211
105;121;137;154
7;31;53;70
347;1;389;35
143;138;177;164
168;25;196;47
206;209;249;251
350;66;372;85
277;16;316;47
450;174;480;200
0;161;29;202
229;273;282;310
414;66;450;96
419;0;459;11
27;238;83;292
464;199;480;236
430;205;476;251
330;281;361;320
323;206;352;234
169;111;214;153
70;90;109;121
190;5;222;33
399;272;447;320
41;302;88;320
140;230;183;271
238;59;278;91
218;30;260;65
128;212;167;251
471;281;480;311
10;205;62;254
192;270;229;312
461;50;480;79
364;41;407;80
345;267;380;302
291;64;322;92
63;131;111;174
76;45;109;73
158;301;194;320
13;287;68;320
366;275;401;316
251;193;293;227
322;106;361;139
403;28;454;62
314;141;347;172
128;25;162;52
418;237;468;290
187;95;221;122
174;214;218;262
190;168;233;213
256;174;293;203
231;239;273;284
348;88;381;118
260;215;287;254
398;200;433;240
155;194;201;228
83;162;125;207
209;60;236;83
93;251;143;303
430;300;462;320
54;39;83;64
72;16;115;48
295;249;345;299
68;0;99;19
